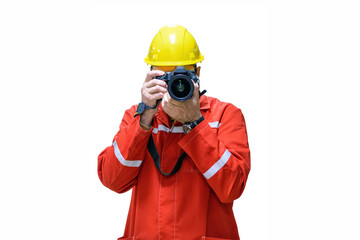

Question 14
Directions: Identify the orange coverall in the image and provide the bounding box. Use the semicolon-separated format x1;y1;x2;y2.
98;95;251;240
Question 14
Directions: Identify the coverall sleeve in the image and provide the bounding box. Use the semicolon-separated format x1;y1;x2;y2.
98;105;152;193
178;105;251;203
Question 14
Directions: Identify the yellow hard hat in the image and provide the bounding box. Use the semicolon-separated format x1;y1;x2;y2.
145;25;204;66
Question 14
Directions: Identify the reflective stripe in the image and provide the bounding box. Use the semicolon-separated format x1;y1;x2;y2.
152;122;220;134
203;149;231;180
171;126;184;133
112;140;142;167
208;121;221;128
152;125;184;134
152;125;169;134
158;125;170;132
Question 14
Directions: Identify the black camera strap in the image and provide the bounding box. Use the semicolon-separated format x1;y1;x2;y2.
147;135;187;176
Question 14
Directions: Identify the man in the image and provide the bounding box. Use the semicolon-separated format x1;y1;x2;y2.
98;25;251;240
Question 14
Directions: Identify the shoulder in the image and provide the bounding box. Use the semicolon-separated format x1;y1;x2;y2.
119;104;139;123
124;104;138;114
205;96;246;129
206;96;243;115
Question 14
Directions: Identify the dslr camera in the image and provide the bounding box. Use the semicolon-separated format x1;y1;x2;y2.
155;66;199;102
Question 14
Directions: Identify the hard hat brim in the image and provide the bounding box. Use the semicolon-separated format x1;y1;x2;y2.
144;55;204;66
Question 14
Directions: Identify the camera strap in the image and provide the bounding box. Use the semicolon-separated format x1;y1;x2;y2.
134;101;161;117
147;135;187;176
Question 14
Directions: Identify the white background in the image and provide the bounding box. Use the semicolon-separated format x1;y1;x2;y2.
0;0;359;240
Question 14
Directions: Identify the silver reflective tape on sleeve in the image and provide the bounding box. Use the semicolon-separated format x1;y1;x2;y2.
203;149;231;180
159;125;170;132
112;140;142;167
171;126;184;133
153;125;184;134
152;125;169;134
208;121;221;128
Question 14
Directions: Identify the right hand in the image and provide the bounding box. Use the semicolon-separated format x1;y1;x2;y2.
141;70;167;107
140;70;168;127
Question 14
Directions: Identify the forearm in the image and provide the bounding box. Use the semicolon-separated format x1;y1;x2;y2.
178;109;251;203
140;108;157;129
98;107;152;193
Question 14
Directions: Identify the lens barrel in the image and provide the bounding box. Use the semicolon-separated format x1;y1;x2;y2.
168;74;194;101
155;66;198;102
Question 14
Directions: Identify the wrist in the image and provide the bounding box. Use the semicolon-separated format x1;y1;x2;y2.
134;101;158;117
189;112;202;123
183;115;204;134
140;109;156;126
139;121;152;131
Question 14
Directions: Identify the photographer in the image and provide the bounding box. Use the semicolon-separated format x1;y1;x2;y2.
98;25;251;240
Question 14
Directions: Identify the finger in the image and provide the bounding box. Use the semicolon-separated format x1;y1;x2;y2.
162;97;176;113
144;92;165;103
144;79;167;88
162;92;175;108
193;80;199;91
167;93;183;106
162;92;170;103
145;70;165;82
161;95;168;109
148;85;168;94
151;92;165;100
192;81;200;98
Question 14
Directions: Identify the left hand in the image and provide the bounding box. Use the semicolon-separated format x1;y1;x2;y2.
161;81;202;123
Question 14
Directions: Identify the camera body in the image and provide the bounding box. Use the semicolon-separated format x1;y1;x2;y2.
155;66;199;102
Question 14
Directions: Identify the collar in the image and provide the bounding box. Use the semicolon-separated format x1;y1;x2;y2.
155;94;210;128
199;94;210;110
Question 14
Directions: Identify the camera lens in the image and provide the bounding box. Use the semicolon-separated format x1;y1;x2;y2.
168;75;194;101
171;79;190;97
176;80;185;92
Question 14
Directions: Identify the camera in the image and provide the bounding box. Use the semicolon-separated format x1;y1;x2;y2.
155;66;199;102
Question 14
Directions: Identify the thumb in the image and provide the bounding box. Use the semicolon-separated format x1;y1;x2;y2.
193;81;200;97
